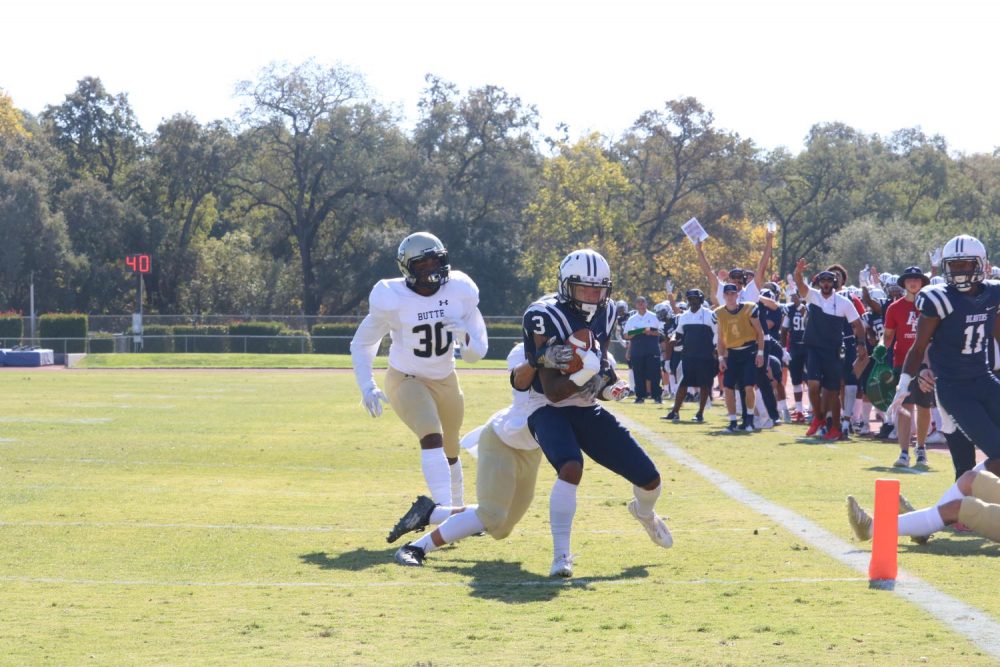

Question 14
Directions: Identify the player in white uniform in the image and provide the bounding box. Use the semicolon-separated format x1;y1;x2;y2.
350;232;488;506
389;343;561;566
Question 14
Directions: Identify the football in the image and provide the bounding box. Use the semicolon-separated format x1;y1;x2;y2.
561;329;593;374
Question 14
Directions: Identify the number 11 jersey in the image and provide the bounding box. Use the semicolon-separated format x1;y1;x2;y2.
917;281;1000;382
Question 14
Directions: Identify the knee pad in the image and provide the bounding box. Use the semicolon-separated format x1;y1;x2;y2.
972;470;1000;505
958;497;1000;543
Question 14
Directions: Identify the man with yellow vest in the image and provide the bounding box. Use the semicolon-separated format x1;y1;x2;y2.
715;283;766;432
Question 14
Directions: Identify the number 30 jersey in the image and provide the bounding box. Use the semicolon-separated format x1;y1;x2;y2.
916;281;1000;382
351;270;484;383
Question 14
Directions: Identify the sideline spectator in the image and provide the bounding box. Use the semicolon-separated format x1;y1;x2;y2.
624;297;663;404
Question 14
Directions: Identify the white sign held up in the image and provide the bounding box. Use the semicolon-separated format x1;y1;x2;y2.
682;217;709;244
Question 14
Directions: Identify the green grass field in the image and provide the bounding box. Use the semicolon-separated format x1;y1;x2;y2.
1;365;998;665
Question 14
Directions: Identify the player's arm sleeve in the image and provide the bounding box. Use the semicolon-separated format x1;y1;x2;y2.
916;288;951;319
350;312;390;392
350;285;393;392
522;307;557;367
461;307;488;363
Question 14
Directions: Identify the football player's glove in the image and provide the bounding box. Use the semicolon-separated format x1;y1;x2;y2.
535;342;575;370
361;386;389;418
441;318;468;344
600;380;633;401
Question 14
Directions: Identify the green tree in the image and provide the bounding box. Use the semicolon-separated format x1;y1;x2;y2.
0;169;82;311
520;133;633;296
41;77;145;189
412;76;541;313
617;97;759;257
234;60;409;315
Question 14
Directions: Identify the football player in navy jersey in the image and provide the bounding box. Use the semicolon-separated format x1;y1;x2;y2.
889;235;1000;482
523;249;672;577
781;290;809;422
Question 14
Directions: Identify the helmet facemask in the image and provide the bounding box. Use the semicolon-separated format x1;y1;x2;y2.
943;257;984;292
563;280;611;322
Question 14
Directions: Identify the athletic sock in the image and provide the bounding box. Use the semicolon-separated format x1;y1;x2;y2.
412;532;439;554
795;400;803;413
449;458;464;507
844;385;857;419
429;506;455;524
550;478;578;558
898;506;946;537
437;505;486;543
936;462;988;506
861;401;872;424
632;484;661;518
421;448;452;505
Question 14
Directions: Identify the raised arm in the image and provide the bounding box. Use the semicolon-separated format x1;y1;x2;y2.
793;258;810;299
753;227;775;290
695;241;721;298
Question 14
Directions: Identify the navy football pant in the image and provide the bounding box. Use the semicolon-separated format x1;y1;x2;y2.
936;374;1000;461
528;404;659;487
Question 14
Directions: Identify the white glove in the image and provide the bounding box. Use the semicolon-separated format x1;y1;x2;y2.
929;247;942;268
859;265;869;287
782;349;791;365
569;348;601;386
441;318;468;345
600;380;633;401
886;373;912;421
665;278;674;295
361;385;389;418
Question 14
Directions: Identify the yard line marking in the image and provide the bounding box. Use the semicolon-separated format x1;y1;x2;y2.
617;414;1000;661
5;457;415;474
0;520;764;535
0;417;112;424
0;574;866;589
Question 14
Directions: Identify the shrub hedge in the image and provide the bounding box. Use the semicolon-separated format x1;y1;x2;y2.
173;325;229;353
88;334;115;353
0;314;22;346
137;324;175;352
39;314;88;353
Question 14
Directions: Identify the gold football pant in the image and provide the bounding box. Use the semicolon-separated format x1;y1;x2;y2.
474;424;542;540
384;367;464;458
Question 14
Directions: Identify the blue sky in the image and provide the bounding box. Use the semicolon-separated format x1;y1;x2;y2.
5;0;999;154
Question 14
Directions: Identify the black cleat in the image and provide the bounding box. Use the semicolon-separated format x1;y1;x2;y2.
661;410;680;422
386;495;436;543
692;412;704;423
394;543;426;567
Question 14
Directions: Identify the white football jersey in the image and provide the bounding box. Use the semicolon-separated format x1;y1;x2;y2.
358;270;481;380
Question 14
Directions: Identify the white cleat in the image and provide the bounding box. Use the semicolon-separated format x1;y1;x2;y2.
550;553;574;578
628;499;674;548
846;495;873;542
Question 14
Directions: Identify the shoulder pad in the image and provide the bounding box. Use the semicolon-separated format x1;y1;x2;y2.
369;279;401;312
447;270;480;300
916;285;952;319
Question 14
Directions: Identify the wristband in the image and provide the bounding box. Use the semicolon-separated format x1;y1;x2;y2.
897;372;913;390
756;351;764;357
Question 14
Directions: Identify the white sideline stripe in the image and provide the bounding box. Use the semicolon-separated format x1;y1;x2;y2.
617;414;1000;660
0;574;866;589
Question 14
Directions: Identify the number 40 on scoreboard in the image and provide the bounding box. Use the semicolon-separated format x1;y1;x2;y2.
126;254;152;273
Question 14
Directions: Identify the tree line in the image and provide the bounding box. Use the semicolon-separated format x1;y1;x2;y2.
2;60;998;320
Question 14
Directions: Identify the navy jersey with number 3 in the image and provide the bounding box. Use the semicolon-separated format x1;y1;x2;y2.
522;297;615;397
916;282;1000;381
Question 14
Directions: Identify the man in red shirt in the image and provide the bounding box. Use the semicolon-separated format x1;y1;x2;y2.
882;266;932;468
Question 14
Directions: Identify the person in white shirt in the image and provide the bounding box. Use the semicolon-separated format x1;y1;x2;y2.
624;296;663;404
350;232;488;507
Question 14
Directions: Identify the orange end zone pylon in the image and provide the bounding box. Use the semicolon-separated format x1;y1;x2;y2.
868;478;900;590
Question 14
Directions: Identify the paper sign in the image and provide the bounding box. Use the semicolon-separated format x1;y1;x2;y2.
682;217;709;244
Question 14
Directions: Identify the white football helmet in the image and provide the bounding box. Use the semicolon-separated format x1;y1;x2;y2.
869;287;886;300
653;301;672;322
941;234;988;292
557;249;613;321
397;232;450;290
930;275;946;285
